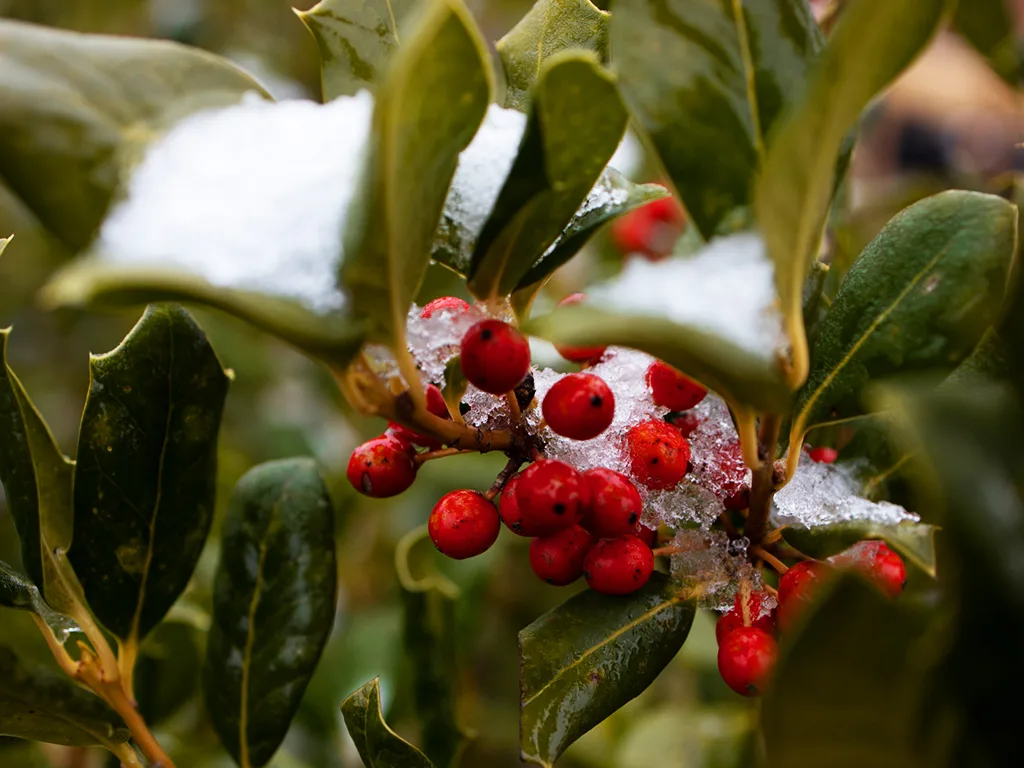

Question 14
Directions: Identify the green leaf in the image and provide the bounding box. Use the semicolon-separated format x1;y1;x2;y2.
395;526;468;767
0;235;9;257
0;19;267;253
519;573;695;767
610;0;824;239
789;191;1018;450
467;52;627;299
441;357;469;420
69;306;229;645
496;0;609;111
205;458;338;768
755;0;946;370
954;0;1023;86
298;0;422;101
134;620;203;726
763;576;929;767
0;646;129;748
341;0;491;346
0;561;80;646
782;520;937;577
341;678;436;768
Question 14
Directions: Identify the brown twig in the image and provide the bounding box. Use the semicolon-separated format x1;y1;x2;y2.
414;447;473;465
484;457;522;501
751;544;788;575
761;581;779;598
744;413;782;547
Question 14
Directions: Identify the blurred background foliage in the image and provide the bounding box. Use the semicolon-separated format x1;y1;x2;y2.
0;1;1021;767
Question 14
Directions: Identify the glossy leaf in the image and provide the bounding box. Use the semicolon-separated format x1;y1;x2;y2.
70;306;229;644
497;0;609;111
134;620;204;726
0;19;267;253
755;0;946;373
610;0;824;239
341;0;491;346
298;0;421;100
519;573;695;767
205;458;337;768
763;576;929;767
0;561;80;646
341;678;436;768
395;526;468;767
954;0;1023;86
467;52;627;299
0;646;129;748
789;191;1017;452
782;520;936;577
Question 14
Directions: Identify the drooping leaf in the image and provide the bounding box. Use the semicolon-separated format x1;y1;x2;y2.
0;561;80;646
467;52;627;299
953;0;1023;86
782;520;937;577
341;0;491;347
395;526;468;767
755;0;947;375
789;191;1017;456
497;0;609;111
205;458;337;768
763;576;930;767
69;306;229;646
610;0;824;239
519;574;695;767
0;646;129;748
298;0;422;100
341;678;436;768
0;19;267;254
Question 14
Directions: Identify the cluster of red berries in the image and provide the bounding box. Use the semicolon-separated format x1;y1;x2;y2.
610;188;687;260
715;541;907;697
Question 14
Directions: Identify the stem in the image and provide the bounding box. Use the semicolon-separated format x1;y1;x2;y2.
739;580;752;626
106;741;145;768
31;614;78;677
744;414;782;547
505;391;523;432
652;545;690;557
414;447;473;465
761;581;779;599
751;544;788;574
484;458;521;501
118;637;138;700
102;682;174;767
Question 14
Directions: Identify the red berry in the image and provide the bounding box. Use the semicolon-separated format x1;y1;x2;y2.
582;468;644;539
529;525;594;586
610;207;653;255
516;459;591;534
706;442;748;502
807;446;838;464
542;373;615;441
717;627;777;697
553;294;607;364
723;487;750;511
668;411;701;437
428;490;500;560
387;384;450;450
498;474;545;537
459;320;531;395
777;561;832;631
646;360;707;411
346;434;417;498
634;522;658;548
421;296;470;318
645;194;686;224
625;419;691;490
715;590;777;644
832;541;907;598
583;534;654;595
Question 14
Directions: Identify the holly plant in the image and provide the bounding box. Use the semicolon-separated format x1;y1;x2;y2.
1;0;1022;767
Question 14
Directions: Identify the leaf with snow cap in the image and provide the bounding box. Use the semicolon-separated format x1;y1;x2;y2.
525;233;791;413
497;0;610;111
0;561;81;647
468;51;627;299
342;0;491;347
298;0;422;100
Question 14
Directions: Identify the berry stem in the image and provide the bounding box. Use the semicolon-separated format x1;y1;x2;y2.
750;544;788;574
484;457;522;501
414;447;475;465
761;581;779;599
744;413;782;547
505;391;524;431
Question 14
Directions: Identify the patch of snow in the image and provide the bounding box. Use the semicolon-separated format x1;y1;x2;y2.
609;129;644;178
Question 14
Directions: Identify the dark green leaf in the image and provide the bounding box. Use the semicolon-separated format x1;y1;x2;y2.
782;520;936;577
0;561;80;645
763;576;930;768
467;52;627;299
953;0;1023;86
205;458;337;768
519;573;695;767
790;191;1017;449
341;678;436;768
299;0;422;100
497;0;609;111
940;327;1010;391
395;526;468;767
610;0;824;239
134;620;203;726
0;19;267;253
70;306;228;645
0;646;129;748
342;0;491;346
755;0;946;368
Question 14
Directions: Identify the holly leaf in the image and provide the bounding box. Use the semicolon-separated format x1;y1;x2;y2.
0;646;129;748
755;0;947;373
497;0;609;111
0;561;80;647
782;520;937;577
341;0;491;347
467;51;627;299
789;191;1018;451
519;574;695;767
298;0;422;101
395;526;469;767
610;0;824;240
204;458;337;768
953;0;1023;86
341;677;436;768
69;306;229;649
